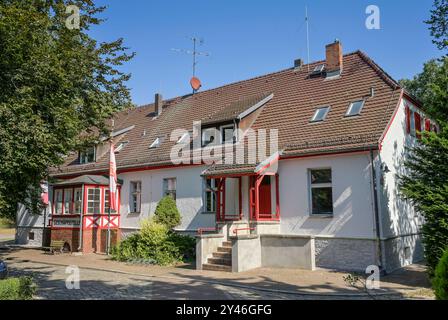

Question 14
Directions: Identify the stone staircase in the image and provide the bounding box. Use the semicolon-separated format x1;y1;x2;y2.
202;241;232;272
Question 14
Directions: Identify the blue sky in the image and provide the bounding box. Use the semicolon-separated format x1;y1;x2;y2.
90;0;441;106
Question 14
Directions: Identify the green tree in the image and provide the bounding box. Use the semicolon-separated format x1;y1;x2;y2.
433;247;448;300
154;196;181;230
399;128;448;275
0;0;134;219
425;0;448;51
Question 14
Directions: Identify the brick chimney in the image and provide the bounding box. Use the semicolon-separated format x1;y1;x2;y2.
154;93;163;117
326;40;343;74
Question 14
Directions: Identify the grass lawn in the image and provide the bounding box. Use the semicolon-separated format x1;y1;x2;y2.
0;218;14;229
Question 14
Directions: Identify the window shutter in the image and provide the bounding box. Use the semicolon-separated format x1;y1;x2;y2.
405;105;411;134
414;113;422;139
425;119;431;132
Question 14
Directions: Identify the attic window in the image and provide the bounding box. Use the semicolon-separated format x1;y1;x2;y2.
311;64;325;75
79;147;96;164
114;141;128;153
311;106;330;122
177;132;190;144
346;100;365;117
149;137;161;149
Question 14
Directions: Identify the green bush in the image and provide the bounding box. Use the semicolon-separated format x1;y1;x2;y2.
154;196;181;229
111;219;195;266
0;217;14;228
433;247;448;300
0;277;36;300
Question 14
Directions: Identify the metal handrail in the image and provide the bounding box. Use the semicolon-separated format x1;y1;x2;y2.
232;227;255;236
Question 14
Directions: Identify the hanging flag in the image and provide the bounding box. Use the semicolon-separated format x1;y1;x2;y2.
109;142;118;211
40;182;49;206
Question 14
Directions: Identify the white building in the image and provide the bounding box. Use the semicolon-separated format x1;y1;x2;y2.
16;41;435;273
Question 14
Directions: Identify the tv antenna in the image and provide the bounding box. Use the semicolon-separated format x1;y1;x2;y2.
172;37;210;92
305;6;310;72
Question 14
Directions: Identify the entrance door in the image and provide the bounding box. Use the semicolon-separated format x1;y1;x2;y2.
259;176;272;217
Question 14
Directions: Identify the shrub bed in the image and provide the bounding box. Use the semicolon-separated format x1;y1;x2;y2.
433;247;448;300
0;277;36;300
111;219;195;266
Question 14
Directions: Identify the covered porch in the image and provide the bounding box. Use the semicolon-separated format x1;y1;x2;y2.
50;175;122;254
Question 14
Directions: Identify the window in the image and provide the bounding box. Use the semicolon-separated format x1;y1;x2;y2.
79;147;96;164
220;124;235;144
63;189;73;214
312;64;325;74
28;232;35;240
163;178;177;200
177;132;190;144
309;169;333;215
74;188;82;214
149;138;160;149
204;179;217;212
202;128;217;147
54;189;63;214
311;106;330;122
104;189;118;214
114;141;128;153
87;188;101;214
346;100;365;116
410;110;416;136
130;182;141;213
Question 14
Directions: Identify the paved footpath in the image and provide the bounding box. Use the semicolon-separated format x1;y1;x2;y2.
7;260;355;300
1;248;433;300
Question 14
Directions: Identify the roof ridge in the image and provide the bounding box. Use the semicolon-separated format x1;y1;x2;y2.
355;50;401;90
136;51;362;108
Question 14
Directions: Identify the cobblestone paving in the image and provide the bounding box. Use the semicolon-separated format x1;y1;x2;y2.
5;260;387;300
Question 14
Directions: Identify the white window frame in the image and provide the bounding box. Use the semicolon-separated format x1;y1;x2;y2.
104;189;118;214
308;168;334;216
63;188;73;215
163;178;177;200
410;110;416;137
149;137;160;149
115;141;129;153
86;187;101;215
130;181;141;213
54;189;63;215
311;106;331;122
177;132;190;144
346;100;365;117
203;178;217;213
202;128;218;147
74;188;82;215
220;124;235;144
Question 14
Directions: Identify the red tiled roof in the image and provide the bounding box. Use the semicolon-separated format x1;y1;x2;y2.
50;51;403;177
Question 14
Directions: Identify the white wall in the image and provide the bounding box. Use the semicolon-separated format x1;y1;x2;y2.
118;165;215;232
278;153;376;238
378;98;425;238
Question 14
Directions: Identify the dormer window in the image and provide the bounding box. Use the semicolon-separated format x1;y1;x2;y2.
311;106;330;122
177;132;190;145
114;141;128;153
220;124;235;144
346;100;365;117
312;64;325;75
202;128;217;147
149;137;161;149
79;146;96;164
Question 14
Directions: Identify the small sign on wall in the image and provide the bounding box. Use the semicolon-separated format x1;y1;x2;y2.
52;217;81;228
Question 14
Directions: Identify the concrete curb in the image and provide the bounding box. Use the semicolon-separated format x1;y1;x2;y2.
8;258;405;298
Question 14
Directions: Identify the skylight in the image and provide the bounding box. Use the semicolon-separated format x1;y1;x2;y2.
177;132;190;144
346;100;365;116
311;64;325;74
149;137;161;149
311;106;330;122
114;141;128;153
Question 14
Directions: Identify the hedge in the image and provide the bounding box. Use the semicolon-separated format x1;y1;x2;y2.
0;277;36;300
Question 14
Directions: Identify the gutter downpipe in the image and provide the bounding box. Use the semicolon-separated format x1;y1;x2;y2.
78;183;85;252
370;149;384;273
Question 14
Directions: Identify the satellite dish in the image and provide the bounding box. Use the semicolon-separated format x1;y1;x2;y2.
190;77;202;91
